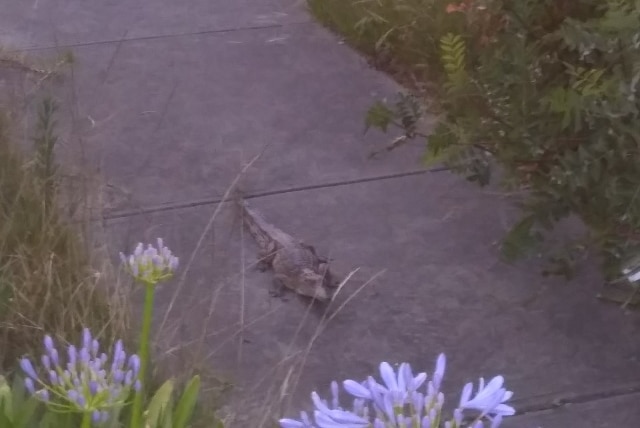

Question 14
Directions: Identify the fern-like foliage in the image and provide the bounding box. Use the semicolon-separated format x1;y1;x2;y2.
440;33;467;91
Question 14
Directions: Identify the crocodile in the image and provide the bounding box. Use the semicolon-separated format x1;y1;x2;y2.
236;197;337;302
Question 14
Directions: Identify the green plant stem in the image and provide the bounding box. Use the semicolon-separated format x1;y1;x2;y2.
129;282;156;428
81;412;91;428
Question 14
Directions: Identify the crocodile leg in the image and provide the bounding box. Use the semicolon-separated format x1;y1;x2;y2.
256;240;278;272
270;275;289;301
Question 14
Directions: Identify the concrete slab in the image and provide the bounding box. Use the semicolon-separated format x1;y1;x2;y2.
104;172;640;424
33;24;425;213
1;0;308;49
503;392;640;428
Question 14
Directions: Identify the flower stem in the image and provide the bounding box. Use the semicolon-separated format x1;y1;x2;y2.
81;412;91;428
129;282;156;428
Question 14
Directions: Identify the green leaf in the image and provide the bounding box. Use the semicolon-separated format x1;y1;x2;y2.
0;376;13;422
13;397;38;428
365;101;395;133
161;403;173;428
145;380;175;428
172;376;201;428
0;411;13;428
440;33;467;89
38;411;76;428
501;216;541;262
0;375;38;428
423;122;457;166
104;405;124;428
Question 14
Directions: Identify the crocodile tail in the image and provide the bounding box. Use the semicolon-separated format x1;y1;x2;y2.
235;196;274;248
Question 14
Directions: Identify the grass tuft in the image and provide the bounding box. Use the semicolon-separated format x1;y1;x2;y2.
0;99;130;373
307;0;464;91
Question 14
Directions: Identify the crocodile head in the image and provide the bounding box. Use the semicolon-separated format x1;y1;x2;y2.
299;269;331;302
318;262;341;289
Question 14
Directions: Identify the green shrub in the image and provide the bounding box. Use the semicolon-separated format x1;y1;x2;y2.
357;0;640;280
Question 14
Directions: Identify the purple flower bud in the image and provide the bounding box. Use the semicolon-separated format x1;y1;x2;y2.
428;407;437;422
44;335;54;352
49;348;59;366
113;370;124;383
91;358;102;372
68;345;77;366
412;391;424;414
20;358;38;380
111;341;123;371
41;355;51;371
352;398;365;415
24;378;35;395
146;244;157;257
82;329;92;351
79;347;90;366
92;411;102;424
152;255;162;268
48;370;58;384
76;394;86;408
89;381;100;396
491;415;503;428
134;380;142;392
100;353;108;365
124;371;133;386
68;389;85;407
343;380;371;400
133;243;142;256
36;389;49;402
119;252;127;265
331;381;339;409
128;355;140;375
91;340;99;357
453;408;463;425
433;354;446;392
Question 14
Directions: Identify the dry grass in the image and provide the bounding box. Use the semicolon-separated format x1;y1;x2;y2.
0;100;131;373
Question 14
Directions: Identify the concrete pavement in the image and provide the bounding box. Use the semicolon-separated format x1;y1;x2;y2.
2;0;640;426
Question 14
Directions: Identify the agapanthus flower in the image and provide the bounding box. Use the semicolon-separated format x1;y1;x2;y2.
458;376;514;417
19;328;141;424
280;353;515;428
120;238;179;285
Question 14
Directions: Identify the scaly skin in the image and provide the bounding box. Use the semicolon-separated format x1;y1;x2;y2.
237;198;336;301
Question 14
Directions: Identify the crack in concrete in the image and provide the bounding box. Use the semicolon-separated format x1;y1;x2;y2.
99;166;450;221
13;20;314;53
510;384;640;417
